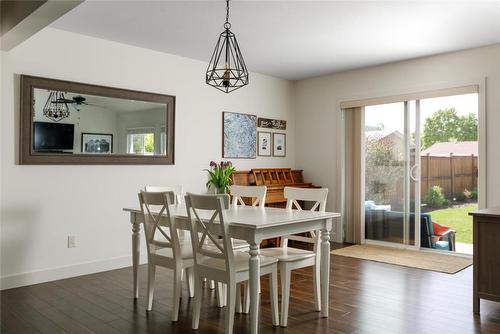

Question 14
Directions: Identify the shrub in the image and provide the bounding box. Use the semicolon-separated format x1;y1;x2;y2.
425;186;448;207
471;188;478;200
463;189;472;200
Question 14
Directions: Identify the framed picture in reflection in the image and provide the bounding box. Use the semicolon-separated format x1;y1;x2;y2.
81;133;113;154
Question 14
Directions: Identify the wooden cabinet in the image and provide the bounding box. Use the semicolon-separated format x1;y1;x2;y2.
469;207;500;313
231;168;319;207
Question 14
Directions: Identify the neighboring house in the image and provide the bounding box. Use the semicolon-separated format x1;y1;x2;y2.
374;130;411;159
365;130;416;159
421;141;478;156
381;131;405;157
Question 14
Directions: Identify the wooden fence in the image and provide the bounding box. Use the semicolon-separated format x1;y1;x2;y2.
420;153;478;199
366;154;478;209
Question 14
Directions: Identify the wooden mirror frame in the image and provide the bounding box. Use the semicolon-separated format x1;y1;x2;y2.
20;75;175;165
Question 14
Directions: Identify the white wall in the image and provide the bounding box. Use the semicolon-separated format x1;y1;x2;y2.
0;28;295;289
294;44;500;239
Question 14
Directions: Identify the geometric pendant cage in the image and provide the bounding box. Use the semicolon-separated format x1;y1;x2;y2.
206;0;249;93
43;90;70;122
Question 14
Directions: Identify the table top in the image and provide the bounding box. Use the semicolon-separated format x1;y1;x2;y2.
469;206;500;219
124;205;340;230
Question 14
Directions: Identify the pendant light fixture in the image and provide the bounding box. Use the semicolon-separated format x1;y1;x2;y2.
43;90;70;122
206;0;249;93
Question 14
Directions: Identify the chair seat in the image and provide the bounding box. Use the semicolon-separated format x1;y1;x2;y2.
433;240;450;250
198;251;278;272
205;238;249;250
232;239;249;250
153;241;193;259
260;247;316;262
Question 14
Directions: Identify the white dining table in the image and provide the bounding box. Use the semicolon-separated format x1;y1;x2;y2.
123;204;340;334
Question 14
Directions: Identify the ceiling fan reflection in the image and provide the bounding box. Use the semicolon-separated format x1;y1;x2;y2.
53;95;98;111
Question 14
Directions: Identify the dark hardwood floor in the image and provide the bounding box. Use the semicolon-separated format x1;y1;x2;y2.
2;246;500;334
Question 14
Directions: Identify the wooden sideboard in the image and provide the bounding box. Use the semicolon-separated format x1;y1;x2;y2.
231;168;319;207
469;207;500;314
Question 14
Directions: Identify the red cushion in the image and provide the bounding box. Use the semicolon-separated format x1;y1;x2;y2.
432;222;450;236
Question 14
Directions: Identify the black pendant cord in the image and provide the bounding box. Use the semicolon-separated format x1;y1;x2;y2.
225;0;230;67
221;0;230;81
224;0;231;30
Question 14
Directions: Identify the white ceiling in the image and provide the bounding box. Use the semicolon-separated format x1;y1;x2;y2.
51;1;500;80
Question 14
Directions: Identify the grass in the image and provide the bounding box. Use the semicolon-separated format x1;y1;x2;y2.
429;203;478;244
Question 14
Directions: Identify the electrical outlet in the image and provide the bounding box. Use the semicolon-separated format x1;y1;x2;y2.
67;235;76;248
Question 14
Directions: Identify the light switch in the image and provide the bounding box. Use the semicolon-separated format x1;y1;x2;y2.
68;235;77;248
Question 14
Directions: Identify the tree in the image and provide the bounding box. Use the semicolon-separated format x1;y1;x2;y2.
421;108;477;149
144;134;154;153
365;135;404;206
458;113;478;141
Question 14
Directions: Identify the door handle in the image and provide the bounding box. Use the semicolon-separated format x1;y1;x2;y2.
410;164;419;181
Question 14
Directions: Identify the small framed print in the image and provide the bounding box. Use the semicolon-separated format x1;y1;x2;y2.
272;133;286;157
257;131;271;156
81;133;113;154
258;117;286;130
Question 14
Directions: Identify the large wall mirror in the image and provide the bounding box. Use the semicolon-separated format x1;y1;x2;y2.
20;75;175;164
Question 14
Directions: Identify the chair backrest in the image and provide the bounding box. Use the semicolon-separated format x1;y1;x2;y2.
144;185;183;204
138;191;180;258
185;193;234;274
284;187;328;212
282;187;329;248
420;214;433;248
229;185;267;207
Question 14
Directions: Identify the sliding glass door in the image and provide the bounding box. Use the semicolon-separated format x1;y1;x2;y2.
362;93;479;253
364;102;420;247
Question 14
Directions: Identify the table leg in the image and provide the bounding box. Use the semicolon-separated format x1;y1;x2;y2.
132;218;141;299
249;243;260;334
473;220;479;314
320;228;331;318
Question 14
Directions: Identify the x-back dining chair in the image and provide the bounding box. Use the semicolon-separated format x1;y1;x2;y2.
185;193;279;334
206;185;266;310
259;186;329;327
144;184;190;245
138;191;194;321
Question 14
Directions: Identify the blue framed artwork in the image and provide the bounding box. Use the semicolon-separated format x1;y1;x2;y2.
223;112;257;158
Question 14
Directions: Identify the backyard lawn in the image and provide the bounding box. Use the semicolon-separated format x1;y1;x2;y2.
430;203;478;244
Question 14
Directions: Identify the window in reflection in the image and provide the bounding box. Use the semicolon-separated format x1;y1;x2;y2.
127;132;155;155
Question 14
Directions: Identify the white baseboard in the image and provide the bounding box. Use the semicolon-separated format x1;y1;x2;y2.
0;254;148;290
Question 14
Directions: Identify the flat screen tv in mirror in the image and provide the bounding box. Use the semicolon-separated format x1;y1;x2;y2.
20;75;175;164
33;122;75;152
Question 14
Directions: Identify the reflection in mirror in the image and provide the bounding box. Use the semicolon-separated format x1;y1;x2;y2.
32;89;167;156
